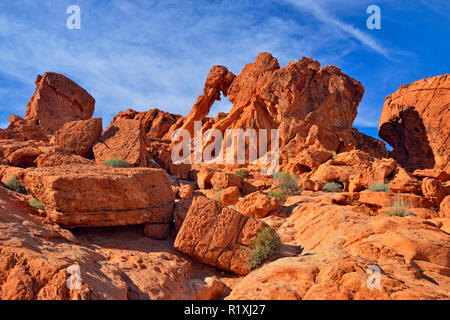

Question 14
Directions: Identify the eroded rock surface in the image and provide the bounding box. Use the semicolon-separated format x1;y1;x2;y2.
18;164;175;227
25;72;95;134
379;75;450;171
93;119;149;167
52;118;102;157
174;196;267;275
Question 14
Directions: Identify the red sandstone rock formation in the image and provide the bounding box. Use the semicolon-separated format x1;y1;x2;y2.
174;196;268;275
236;191;279;218
379;74;450;171
166;66;235;138
18;164;175;227
112;108;182;140
51;118;102;157
165;52;387;173
0;55;449;301
308;149;397;192
228;196;450;299
25;72;95;134
93;118;149;167
0;114;48;142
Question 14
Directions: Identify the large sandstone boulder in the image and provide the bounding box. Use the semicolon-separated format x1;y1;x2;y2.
210;172;242;190
413;168;450;182
379;74;450;171
212;52;387;166
174;196;268;275
51;118;102;157
18;164;175;227
93;118;148;167
221;53;363;146
25;72;95;134
221;186;240;206
388;167;422;194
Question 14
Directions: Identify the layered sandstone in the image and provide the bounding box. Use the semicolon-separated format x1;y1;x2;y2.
18;164;175;227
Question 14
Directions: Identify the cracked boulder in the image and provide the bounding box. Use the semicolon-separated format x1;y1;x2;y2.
18;164;174;227
25;72;95;135
93;118;149;167
51;118;102;157
174;196;268;275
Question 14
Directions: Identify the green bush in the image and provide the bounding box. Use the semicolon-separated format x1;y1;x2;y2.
248;226;282;270
235;169;249;179
387;197;414;217
368;183;390;192
29;198;44;210
4;177;27;194
322;182;343;193
287;152;294;158
273;172;299;195
268;189;286;203
104;159;130;168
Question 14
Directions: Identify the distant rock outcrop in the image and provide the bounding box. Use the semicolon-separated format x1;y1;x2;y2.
379;74;450;171
112;108;182;140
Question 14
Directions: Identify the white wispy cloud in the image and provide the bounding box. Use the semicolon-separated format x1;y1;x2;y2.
284;0;390;59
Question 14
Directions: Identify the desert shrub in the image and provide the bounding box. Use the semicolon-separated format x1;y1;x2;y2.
387;197;414;217
235;169;249;179
268;189;286;203
248;226;282;270
287;152;294;158
29;198;44;210
4;177;27;194
368;183;390;192
104;158;130;168
322;182;343;193
273;172;299;195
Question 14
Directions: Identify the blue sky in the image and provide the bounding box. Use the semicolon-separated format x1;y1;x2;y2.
0;0;449;145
